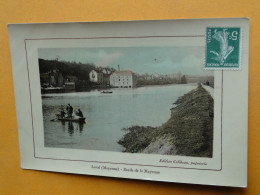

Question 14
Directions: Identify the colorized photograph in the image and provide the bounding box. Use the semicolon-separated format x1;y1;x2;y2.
39;46;214;158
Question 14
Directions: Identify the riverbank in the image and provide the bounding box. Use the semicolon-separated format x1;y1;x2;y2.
118;84;214;158
41;83;189;94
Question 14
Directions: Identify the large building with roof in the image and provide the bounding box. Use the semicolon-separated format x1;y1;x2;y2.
110;70;137;88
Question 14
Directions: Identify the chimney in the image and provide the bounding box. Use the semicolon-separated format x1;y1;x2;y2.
118;64;120;71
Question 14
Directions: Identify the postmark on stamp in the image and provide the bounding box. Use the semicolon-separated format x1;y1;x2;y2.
205;27;241;70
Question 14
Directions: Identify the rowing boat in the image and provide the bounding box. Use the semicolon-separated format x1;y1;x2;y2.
54;114;86;123
57;117;86;123
101;91;113;94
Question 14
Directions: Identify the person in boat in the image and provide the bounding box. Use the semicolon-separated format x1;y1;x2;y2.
66;104;73;118
60;108;65;118
69;105;73;118
76;108;83;118
66;104;70;113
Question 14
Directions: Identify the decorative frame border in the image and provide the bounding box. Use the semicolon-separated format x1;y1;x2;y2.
24;36;223;171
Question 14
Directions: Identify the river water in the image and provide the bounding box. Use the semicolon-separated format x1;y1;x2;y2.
42;83;197;152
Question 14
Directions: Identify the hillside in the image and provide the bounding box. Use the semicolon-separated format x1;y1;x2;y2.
39;58;96;82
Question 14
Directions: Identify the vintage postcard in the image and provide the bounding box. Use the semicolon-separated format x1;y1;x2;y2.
8;18;249;187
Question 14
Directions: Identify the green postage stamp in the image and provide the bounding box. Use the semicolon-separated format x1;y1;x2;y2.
205;27;241;70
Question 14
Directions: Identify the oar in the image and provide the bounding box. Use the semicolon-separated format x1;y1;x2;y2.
50;118;58;122
51;110;62;121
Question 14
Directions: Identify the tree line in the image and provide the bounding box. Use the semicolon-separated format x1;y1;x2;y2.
38;59;116;84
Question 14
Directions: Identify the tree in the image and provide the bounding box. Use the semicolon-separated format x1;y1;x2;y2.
180;75;187;84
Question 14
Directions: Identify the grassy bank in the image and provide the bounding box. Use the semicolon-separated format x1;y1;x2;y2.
118;84;214;158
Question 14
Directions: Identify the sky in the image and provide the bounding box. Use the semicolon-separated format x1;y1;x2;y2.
38;47;213;76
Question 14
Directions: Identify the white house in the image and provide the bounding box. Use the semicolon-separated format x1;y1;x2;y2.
89;70;103;84
110;70;136;88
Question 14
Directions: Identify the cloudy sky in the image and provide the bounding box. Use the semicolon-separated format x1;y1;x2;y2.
39;47;213;76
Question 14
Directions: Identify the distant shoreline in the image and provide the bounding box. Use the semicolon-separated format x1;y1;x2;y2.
41;82;197;95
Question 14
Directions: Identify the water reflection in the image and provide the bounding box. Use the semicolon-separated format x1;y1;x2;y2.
60;121;85;136
61;121;66;132
43;84;197;151
78;123;84;134
68;122;74;136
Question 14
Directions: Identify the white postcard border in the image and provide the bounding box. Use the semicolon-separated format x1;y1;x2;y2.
8;18;249;187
